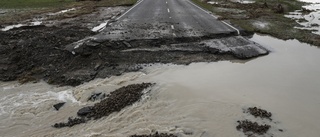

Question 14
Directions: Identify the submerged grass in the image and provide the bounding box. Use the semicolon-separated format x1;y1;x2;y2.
192;0;320;46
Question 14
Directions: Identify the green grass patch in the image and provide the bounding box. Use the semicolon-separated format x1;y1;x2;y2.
0;0;75;9
0;0;137;9
0;0;137;25
190;0;320;46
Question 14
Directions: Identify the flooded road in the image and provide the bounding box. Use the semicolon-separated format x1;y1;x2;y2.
1;34;320;137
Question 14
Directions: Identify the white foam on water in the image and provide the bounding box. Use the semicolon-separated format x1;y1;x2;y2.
0;89;78;118
49;90;79;103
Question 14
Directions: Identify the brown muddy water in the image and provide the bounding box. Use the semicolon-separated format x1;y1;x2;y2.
1;34;320;137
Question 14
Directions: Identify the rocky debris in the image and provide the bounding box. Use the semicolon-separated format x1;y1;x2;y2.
88;83;153;119
53;102;66;111
77;106;94;117
53;117;86;128
237;107;282;136
53;83;153;128
130;132;177;137
87;92;106;101
246;107;272;120
236;120;271;136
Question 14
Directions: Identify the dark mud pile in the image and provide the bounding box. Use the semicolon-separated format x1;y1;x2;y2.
53;83;153;128
0;25;265;86
89;83;153;119
130;132;177;137
0;25;96;86
236;120;271;136
236;107;282;137
247;107;272;120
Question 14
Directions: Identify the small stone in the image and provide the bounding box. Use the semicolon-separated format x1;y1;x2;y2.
279;129;283;132
87;92;104;101
53;102;65;111
77;106;93;117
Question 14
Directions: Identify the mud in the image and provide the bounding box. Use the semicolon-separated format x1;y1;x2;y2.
0;25;96;86
130;132;177;137
53;83;153;128
237;106;281;136
204;0;320;46
236;120;271;136
0;23;267;86
247;107;272;120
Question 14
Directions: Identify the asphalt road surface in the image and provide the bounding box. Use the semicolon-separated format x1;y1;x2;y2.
96;0;239;40
68;0;268;59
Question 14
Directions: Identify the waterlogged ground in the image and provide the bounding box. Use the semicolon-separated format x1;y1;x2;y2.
285;2;320;35
0;34;319;137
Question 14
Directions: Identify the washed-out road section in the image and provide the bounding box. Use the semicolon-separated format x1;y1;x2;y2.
0;0;269;86
68;0;268;59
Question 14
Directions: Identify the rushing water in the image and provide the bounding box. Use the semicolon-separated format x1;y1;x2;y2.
1;34;320;137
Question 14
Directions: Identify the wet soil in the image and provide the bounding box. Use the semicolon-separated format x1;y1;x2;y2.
0;25;96;86
0;24;264;86
201;0;320;46
237;107;280;136
236;120;271;136
53;83;153;128
130;132;177;137
247;107;272;120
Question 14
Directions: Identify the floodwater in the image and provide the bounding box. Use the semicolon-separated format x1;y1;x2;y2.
285;2;320;35
1;34;320;137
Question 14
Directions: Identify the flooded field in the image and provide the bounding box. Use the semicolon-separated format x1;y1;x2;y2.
285;1;320;35
0;34;319;137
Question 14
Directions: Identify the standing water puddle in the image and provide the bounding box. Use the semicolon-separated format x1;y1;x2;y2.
0;34;320;136
286;1;320;35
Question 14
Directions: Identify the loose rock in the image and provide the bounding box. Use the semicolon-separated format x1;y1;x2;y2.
53;117;86;128
53;83;153;128
53;102;66;111
88;83;153;119
236;120;271;136
77;106;93;117
87;92;106;101
247;107;272;120
130;132;177;137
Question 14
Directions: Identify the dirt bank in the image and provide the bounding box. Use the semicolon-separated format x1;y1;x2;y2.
0;24;267;86
0;1;269;87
